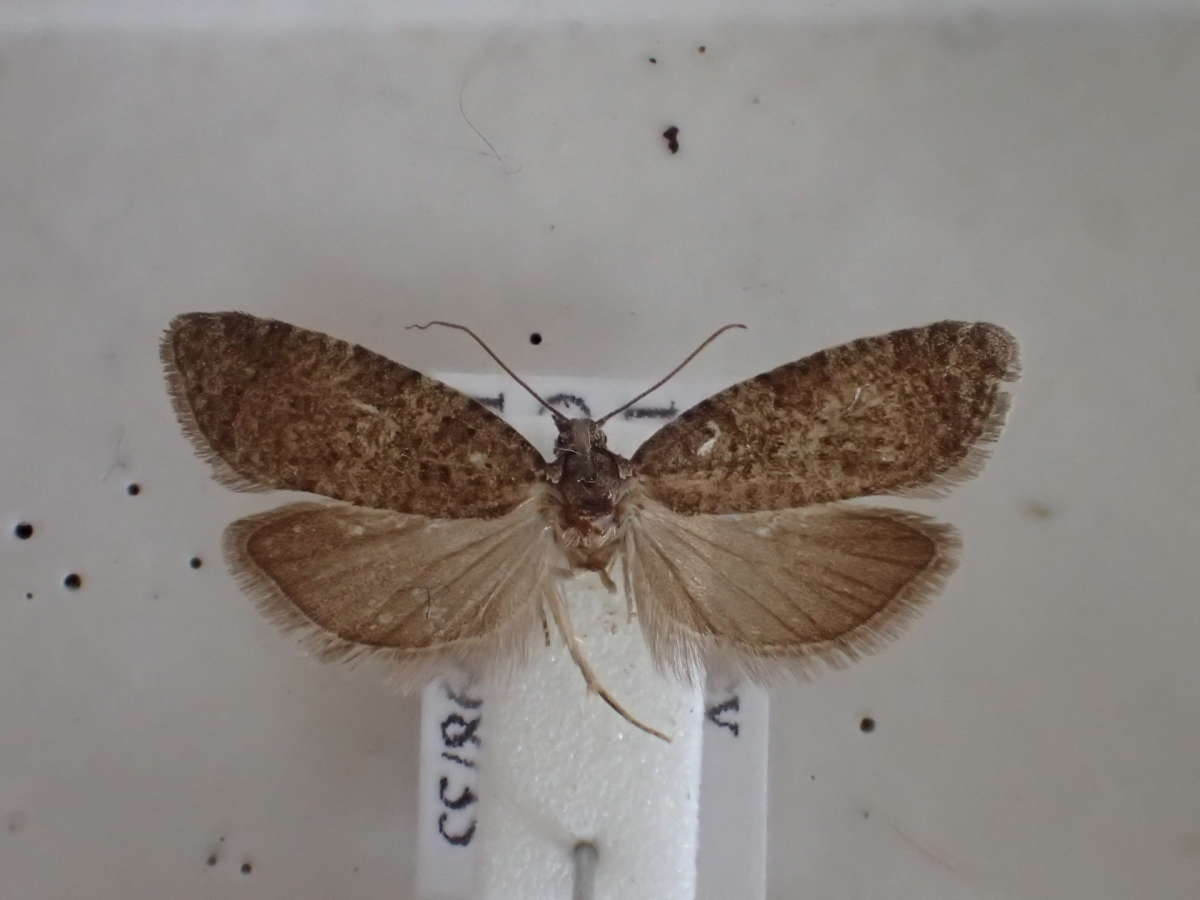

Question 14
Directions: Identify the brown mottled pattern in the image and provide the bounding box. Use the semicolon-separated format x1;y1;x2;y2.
632;321;1019;514
162;312;544;518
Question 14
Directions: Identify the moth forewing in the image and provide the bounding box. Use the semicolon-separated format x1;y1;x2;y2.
632;321;1019;514
160;311;544;517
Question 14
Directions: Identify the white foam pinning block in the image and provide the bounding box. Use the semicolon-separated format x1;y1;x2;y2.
416;680;770;900
474;577;704;900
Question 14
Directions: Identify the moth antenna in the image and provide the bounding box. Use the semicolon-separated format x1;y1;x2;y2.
597;323;747;424
545;587;672;743
408;321;567;422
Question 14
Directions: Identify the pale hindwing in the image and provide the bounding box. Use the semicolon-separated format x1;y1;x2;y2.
225;491;564;687
621;494;960;682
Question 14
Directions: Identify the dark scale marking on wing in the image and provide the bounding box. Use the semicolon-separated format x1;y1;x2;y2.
161;312;544;518
632;321;1019;515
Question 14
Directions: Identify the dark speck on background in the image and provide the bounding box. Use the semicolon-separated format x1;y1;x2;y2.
63;573;82;590
13;522;33;540
126;483;141;496
860;716;876;733
241;861;253;875
698;45;707;53
1025;500;1057;520
663;125;680;154
189;556;203;569
648;56;657;64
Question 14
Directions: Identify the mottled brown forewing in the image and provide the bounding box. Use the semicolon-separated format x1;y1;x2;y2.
161;312;543;518
632;321;1019;514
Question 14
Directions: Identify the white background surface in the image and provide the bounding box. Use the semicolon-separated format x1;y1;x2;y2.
2;6;1199;900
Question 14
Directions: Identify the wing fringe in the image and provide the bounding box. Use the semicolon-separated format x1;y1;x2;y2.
893;360;1019;501
159;314;272;494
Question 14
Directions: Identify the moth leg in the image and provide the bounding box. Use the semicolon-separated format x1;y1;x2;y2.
543;586;671;743
596;567;617;594
620;552;637;624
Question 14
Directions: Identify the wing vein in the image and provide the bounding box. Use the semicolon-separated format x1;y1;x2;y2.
655;516;835;639
645;516;822;642
632;525;724;638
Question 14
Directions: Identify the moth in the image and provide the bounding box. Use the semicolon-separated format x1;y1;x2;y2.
161;313;1019;742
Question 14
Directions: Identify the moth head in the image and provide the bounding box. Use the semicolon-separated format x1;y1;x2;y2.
554;417;608;458
552;417;626;511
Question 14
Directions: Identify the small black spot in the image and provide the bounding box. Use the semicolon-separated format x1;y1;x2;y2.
63;573;82;590
662;125;680;154
860;809;871;820
859;716;876;734
648;56;657;64
529;332;543;346
206;853;218;867
189;556;203;569
25;592;33;600
698;45;707;53
241;861;253;875
126;483;141;496
13;522;33;540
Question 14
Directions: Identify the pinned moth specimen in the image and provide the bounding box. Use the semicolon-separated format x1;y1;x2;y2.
162;313;1019;741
